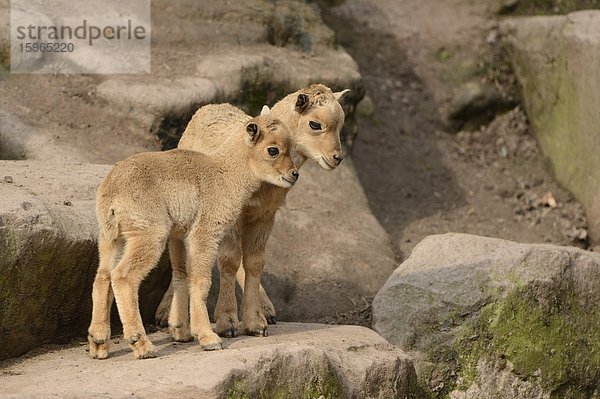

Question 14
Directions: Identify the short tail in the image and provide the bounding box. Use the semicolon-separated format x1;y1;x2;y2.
96;199;119;243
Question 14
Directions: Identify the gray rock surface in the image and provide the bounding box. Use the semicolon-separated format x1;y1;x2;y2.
0;161;104;360
0;0;372;360
448;81;510;131
0;161;170;360
0;323;420;399
492;0;520;15
96;77;218;116
96;0;363;151
356;95;374;117
0;110;84;162
0;0;363;165
265;160;397;322
0;158;395;359
501;11;600;241
373;233;600;397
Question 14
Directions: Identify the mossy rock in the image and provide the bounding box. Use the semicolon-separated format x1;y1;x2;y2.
501;12;600;240
226;366;345;399
501;0;600;15
373;233;600;398
0;161;171;360
456;280;600;397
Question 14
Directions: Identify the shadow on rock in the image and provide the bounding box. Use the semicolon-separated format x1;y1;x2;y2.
322;6;467;256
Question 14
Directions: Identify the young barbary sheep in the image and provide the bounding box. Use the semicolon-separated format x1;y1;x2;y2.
157;84;350;339
87;110;298;359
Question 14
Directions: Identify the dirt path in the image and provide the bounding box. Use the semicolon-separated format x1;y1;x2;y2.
322;0;590;262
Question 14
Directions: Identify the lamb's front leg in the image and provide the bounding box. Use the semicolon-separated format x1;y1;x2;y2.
240;219;273;336
236;267;277;325
186;231;222;350
241;249;269;337
215;227;243;338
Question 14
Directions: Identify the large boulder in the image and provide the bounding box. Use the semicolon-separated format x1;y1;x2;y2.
265;160;397;322
0;161;171;360
97;0;364;151
373;233;600;398
0;0;363;166
0;158;395;359
0;0;370;361
501;11;600;241
0;323;421;399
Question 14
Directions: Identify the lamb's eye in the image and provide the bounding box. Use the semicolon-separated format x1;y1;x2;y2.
267;147;279;156
309;121;322;130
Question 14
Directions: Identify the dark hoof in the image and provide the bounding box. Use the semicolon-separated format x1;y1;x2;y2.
156;317;169;328
202;342;223;351
138;351;157;359
89;335;106;345
220;329;237;338
246;327;268;337
128;334;141;344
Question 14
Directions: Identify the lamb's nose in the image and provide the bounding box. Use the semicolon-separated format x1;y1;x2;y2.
333;154;344;164
291;170;299;180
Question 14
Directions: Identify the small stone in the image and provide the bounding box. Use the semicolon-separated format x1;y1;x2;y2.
4;176;13;183
542;192;558;208
499;145;508;158
486;29;499;45
448;81;506;130
63;200;72;206
493;0;519;14
356;95;375;117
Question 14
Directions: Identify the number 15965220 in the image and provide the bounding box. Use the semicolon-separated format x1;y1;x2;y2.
19;42;74;52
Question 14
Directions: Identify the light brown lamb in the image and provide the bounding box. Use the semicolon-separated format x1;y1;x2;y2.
87;110;298;359
158;84;350;339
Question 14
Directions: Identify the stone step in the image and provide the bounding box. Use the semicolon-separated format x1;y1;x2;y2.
0;323;418;399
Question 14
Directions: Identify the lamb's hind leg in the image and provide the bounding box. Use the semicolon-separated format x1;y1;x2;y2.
88;234;120;359
215;227;242;338
167;236;192;342
111;233;165;359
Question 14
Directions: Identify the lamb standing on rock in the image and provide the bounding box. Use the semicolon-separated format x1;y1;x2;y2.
87;110;298;359
156;84;350;339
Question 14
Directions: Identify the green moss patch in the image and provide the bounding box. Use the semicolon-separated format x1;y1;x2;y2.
0;46;9;75
508;0;600;15
226;369;345;399
456;279;600;398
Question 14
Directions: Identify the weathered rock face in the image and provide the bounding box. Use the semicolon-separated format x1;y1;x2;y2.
0;158;395;360
0;161;171;360
0;161;103;360
501;11;600;241
373;233;600;398
0;0;373;362
264;160;397;322
97;0;364;151
0;0;363;166
0;323;421;399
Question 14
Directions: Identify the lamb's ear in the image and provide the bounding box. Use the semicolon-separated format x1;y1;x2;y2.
260;105;271;116
295;93;310;114
333;89;351;101
246;122;260;143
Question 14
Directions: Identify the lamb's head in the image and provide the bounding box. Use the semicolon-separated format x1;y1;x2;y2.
291;84;350;171
245;107;299;189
